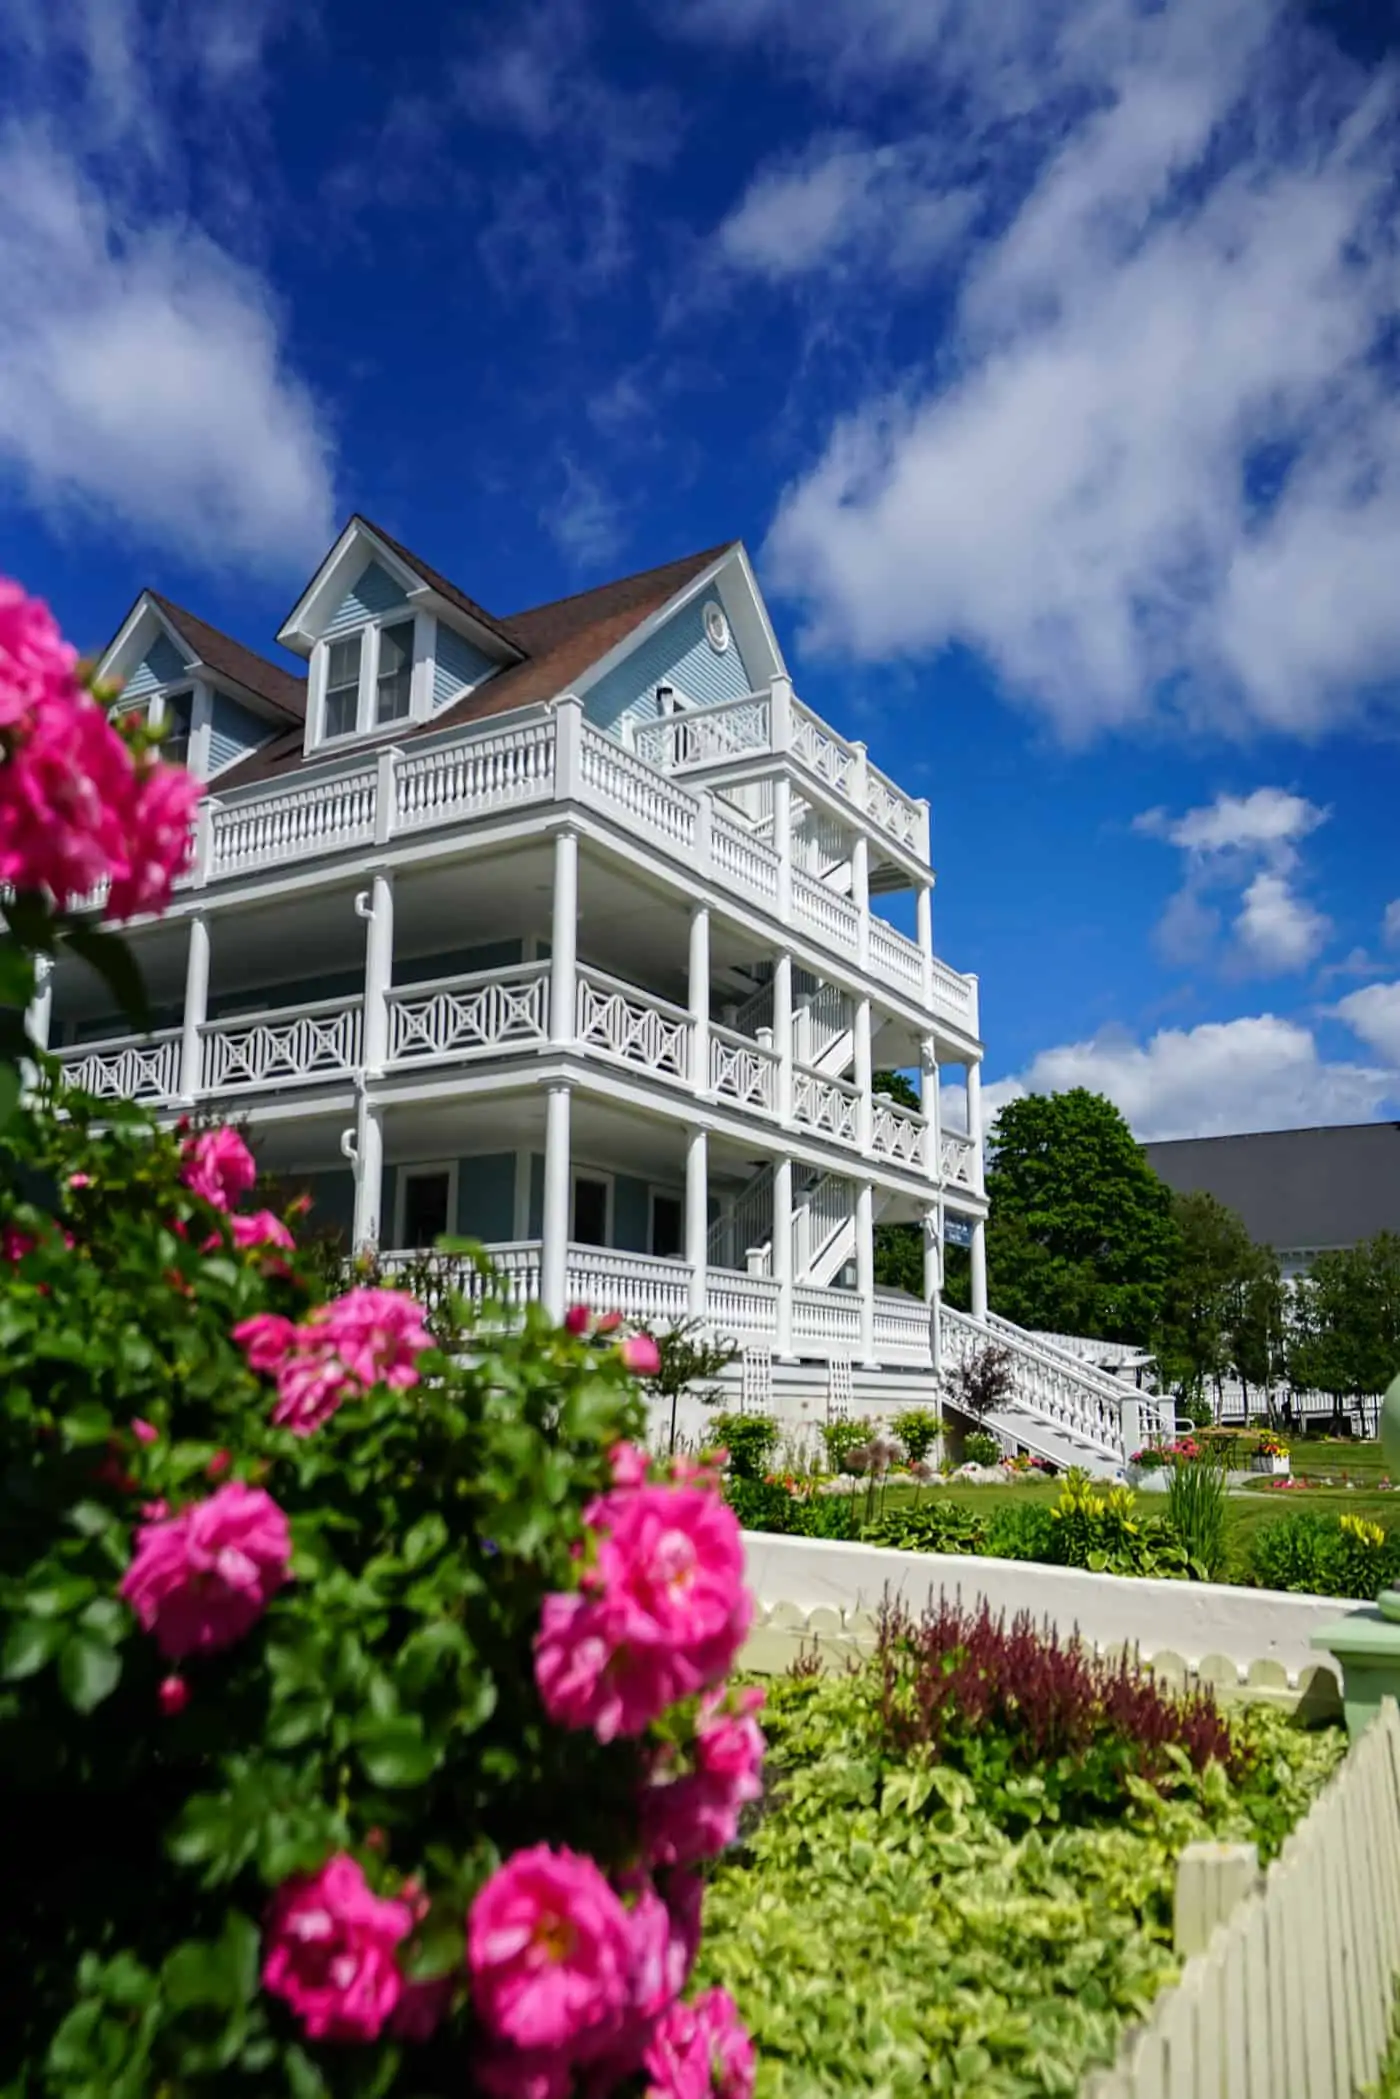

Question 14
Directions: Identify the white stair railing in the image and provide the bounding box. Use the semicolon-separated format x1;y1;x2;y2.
939;1304;1127;1467
707;1163;775;1273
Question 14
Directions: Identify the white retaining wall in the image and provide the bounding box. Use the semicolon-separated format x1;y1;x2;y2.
742;1532;1363;1683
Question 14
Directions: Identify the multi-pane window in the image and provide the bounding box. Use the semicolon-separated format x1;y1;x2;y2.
376;621;415;725
324;636;362;738
402;1170;451;1248
162;690;194;768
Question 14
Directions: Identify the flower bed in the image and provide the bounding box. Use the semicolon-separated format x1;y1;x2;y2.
696;1605;1344;2096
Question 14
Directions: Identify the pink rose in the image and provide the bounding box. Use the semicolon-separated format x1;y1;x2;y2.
0;691;136;907
534;1487;751;1741
469;1845;633;2054
620;1334;661;1377
157;1674;189;1717
641;1690;765;1869
0;578;79;732
229;1209;296;1251
475;2049;573;2099
68;1172;93;1189
644;1988;755;2099
609;1441;650;1490
118;1482;291;1659
3;1225;36;1263
131;1418;159;1446
564;1303;592;1336
106;757;198;919
231;1310;298;1373
235;1287;431;1435
262;1855;411;2042
181;1127;257;1211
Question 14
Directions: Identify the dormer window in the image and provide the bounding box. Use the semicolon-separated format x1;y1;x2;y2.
162;690;194;768
376;621;415;725
324;637;362;739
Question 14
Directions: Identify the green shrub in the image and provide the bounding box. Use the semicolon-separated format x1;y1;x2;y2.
1250;1511;1400;1597
862;1502;989;1555
1165;1453;1231;1580
724;1475;797;1531
820;1414;873;1472
962;1429;1001;1467
985;1500;1059;1563
1048;1471;1190;1579
710;1411;779;1480
890;1407;940;1463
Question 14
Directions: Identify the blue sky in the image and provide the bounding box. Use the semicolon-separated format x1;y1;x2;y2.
3;0;1400;1142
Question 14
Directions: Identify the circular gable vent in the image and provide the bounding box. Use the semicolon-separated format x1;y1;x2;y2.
703;600;731;653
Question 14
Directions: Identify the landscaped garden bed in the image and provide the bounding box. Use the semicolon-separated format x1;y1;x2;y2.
696;1603;1346;2096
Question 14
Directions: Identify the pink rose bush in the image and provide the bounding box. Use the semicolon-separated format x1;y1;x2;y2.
641;1687;766;1869
118;1481;291;1659
180;1126;258;1210
0;579;198;918
234;1285;432;1434
262;1856;414;2042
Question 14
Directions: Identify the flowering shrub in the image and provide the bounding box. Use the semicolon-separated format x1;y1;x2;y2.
962;1430;1001;1468
0;577;757;2098
1130;1446;1169;1470
1253;1430;1290;1459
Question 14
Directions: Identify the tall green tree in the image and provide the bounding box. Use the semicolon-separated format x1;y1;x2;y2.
1157;1190;1256;1407
1289;1233;1400;1415
982;1090;1179;1343
872;1069;925;1295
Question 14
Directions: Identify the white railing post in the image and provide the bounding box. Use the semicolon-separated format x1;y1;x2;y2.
967;1058;984;1192
916;881;934;1010
773;954;793;1124
855;995;873;1152
25;954;53;1052
541;1082;572;1321
178;913;210;1101
550;829;579;1049
357;871;394;1076
773;776;792;924
916;797;931;865
769;675;793;753
695;787;713;881
922;1204;941;1306
686;1126;708;1322
350;1100;383;1252
192;798;217;888
921;1035;941;1186
857;1180;876;1366
688;905;710;1099
554;694;583;803
852;831;870;973
970;1215;988;1323
374;745;400;847
773;1156;794;1359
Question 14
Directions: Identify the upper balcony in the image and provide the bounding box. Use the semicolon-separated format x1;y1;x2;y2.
163;689;977;1040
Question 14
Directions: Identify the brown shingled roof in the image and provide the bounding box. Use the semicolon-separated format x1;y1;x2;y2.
148;594;307;720
213;540;734;792
352;516;525;657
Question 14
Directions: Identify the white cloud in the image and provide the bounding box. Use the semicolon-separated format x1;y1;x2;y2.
0;136;334;573
727;0;1400;741
546;458;624;569
1384;900;1400;949
984;1013;1394;1141
715;136;976;283
1135;786;1332;977
1335;982;1400;1067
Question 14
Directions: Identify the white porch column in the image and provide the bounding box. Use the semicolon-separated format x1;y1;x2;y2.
852;833;870;973
969;1216;988;1323
966;1058;984;1190
351;1099;383;1251
179;913;210;1102
773;1155;794;1358
773;952;793;1122
359;871;394;1076
854;994;873;1152
920;1034;941;1184
25;954;53;1051
550;829;579;1047
688;905;710;1098
773;777;792;924
686;1126;708;1320
916;882;934;1008
856;1179;876;1366
922;1204;941;1304
542;1082;572;1320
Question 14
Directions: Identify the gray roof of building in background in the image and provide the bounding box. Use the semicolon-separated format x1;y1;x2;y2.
1144;1122;1400;1253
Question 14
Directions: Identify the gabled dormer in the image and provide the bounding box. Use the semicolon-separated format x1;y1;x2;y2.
277;517;524;756
97;593;306;783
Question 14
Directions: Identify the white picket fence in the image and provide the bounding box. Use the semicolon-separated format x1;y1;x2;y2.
1084;1698;1400;2098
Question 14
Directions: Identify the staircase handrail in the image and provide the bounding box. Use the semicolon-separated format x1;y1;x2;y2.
983;1310;1142;1406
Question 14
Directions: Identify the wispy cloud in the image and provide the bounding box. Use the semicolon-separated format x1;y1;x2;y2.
1135;787;1332;977
1335;981;1400;1068
713;135;977;285
0;2;334;572
694;0;1400;743
544;457;624;570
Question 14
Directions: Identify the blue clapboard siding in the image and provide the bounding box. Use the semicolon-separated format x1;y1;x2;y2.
397;939;522;984
292;1170;356;1243
123;632;188;700
208;691;273;776
458;1154;515;1240
433;623;496;709
325;561;410;638
584;595;752;744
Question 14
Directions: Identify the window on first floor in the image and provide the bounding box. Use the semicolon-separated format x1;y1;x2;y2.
324;636;362;739
650;1192;683;1259
376;620;415;725
401;1168;452;1248
572;1175;609;1247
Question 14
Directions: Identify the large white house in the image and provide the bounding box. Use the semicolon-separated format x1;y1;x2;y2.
33;520;1150;1470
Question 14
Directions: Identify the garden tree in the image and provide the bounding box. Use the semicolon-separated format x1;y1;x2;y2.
1157;1191;1257;1410
636;1316;739;1453
981;1090;1179;1344
1289;1233;1400;1426
870;1070;925;1296
942;1342;1016;1423
1225;1245;1287;1420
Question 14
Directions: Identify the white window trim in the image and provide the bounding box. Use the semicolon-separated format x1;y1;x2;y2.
394;1159;459;1249
145;680;213;781
309;609;433;752
571;1167;615;1248
648;1184;685;1260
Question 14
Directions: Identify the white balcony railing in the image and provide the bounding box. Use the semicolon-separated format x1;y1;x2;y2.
708;1024;778;1113
388;962;550;1069
201;996;363;1094
57;1030;181;1102
791;1064;860;1146
633;694;772;771
575;968;692;1082
940;1130;979;1191
870;1096;927;1168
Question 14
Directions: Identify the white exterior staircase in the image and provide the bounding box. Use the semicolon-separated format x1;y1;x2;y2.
938;1305;1168;1477
706;1162;888;1290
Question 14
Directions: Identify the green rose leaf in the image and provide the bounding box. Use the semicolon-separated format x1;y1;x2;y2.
58;1628;122;1713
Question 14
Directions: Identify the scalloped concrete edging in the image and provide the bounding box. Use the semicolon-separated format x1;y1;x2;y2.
739;1532;1354;1719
